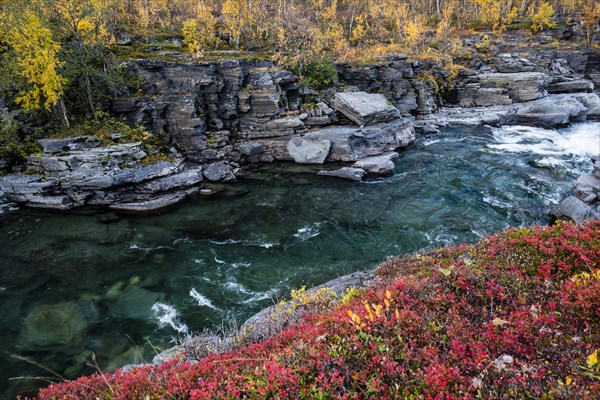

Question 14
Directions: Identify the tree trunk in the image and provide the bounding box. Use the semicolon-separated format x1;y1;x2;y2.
84;72;96;119
56;98;70;129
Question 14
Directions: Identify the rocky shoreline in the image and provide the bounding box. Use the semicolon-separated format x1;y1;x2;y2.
1;45;599;222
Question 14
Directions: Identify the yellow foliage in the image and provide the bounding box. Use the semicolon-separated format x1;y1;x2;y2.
403;16;423;47
182;19;202;58
581;4;600;44
588;349;598;368
530;2;557;32
8;12;67;110
351;15;366;45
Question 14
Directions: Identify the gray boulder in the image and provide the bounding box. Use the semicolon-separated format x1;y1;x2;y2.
514;94;588;128
202;161;237;182
572;93;600;119
334;92;400;126
353;152;398;175
286;137;331;164
573;174;600;203
304;119;415;162
477;72;550;102
550;196;600;225
317;167;366;181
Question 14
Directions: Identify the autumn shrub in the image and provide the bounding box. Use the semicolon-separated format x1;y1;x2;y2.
34;221;600;399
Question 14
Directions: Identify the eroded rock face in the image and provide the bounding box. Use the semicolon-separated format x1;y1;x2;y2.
476;72;551;102
0;139;206;213
202;161;237;182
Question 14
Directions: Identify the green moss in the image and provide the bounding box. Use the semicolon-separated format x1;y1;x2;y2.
142;153;173;166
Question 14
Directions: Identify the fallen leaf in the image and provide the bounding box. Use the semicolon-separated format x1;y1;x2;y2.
492;317;511;326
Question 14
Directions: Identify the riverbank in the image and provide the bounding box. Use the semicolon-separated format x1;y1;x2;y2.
35;220;600;399
1;38;599;220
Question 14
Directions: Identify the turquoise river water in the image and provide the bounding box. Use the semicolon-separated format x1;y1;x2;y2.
0;122;598;398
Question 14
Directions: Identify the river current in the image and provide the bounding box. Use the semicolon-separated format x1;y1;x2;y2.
1;122;598;398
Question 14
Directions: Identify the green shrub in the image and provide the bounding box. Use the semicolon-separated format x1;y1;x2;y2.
0;114;40;167
295;57;338;90
55;111;150;144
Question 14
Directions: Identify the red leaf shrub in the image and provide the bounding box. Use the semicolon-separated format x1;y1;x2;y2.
34;221;600;399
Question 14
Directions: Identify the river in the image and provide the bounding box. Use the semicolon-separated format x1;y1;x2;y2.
0;122;598;398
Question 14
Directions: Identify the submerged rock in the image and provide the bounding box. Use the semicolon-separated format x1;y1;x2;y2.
317;167;366;181
108;285;163;321
18;302;97;348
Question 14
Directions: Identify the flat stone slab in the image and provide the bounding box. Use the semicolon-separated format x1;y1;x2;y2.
109;189;196;213
547;79;594;94
334;91;400;126
317;167;366;181
287;137;331;164
38;136;101;154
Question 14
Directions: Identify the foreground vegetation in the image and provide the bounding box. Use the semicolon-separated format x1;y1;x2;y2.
33;221;600;399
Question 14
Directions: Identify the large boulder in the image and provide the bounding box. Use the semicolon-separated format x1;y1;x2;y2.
550;196;599;225
304;119;415;162
334;92;400;126
286;137;331;164
572;93;600;119
514;94;588;128
353;152;399;175
477;72;550;102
